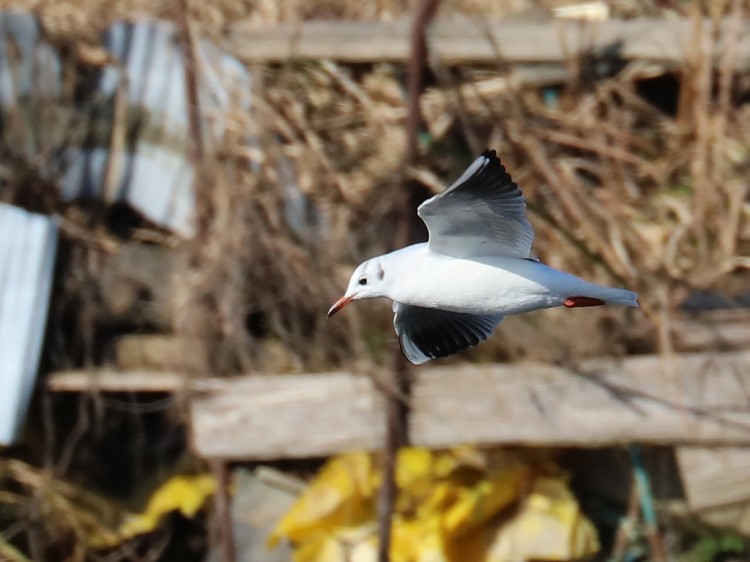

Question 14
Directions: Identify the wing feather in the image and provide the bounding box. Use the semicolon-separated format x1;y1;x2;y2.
417;150;534;258
393;302;504;364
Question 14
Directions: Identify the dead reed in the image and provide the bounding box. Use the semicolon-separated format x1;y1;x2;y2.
2;0;749;370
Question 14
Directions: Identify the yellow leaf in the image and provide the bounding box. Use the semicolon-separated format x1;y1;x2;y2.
291;525;377;562
396;448;448;516
336;526;379;562
417;482;459;520
396;447;434;490
272;448;596;562
485;476;599;562
391;516;447;562
293;532;340;562
119;474;215;539
443;465;527;537
269;452;378;548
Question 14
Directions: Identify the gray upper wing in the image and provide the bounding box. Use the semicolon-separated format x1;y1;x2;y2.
393;302;504;365
417;150;534;259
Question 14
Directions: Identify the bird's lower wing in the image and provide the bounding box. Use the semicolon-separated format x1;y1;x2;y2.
392;302;504;365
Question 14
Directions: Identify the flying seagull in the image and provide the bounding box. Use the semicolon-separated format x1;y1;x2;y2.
328;150;639;364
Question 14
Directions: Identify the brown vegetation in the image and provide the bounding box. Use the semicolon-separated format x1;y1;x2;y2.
3;1;750;371
2;1;750;560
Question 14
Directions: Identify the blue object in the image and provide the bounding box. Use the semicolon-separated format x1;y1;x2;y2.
0;204;58;445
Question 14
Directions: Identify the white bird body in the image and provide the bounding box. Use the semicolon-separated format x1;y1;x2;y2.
379;242;637;315
328;149;639;364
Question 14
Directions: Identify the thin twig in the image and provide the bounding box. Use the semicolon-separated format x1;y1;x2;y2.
377;2;441;562
177;4;236;561
403;0;441;165
177;0;209;239
570;363;750;436
610;482;640;561
630;445;669;562
688;4;713;229
210;460;237;562
535;128;659;180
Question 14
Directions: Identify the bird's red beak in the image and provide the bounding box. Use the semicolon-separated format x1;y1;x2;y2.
327;295;354;317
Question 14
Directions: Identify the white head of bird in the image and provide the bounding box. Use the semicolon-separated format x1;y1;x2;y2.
328;257;389;317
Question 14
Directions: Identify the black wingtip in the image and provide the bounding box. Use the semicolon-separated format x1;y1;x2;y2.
478;149;511;178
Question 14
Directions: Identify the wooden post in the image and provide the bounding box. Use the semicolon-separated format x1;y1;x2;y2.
377;1;442;561
178;5;235;562
209;460;237;562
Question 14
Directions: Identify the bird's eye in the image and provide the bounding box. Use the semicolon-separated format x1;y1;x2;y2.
358;277;367;286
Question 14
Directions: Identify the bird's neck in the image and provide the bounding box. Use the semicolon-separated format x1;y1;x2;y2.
380;243;430;300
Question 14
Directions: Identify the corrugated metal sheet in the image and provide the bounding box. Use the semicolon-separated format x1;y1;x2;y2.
95;20;197;235
0;13;256;236
0;203;58;445
0;12;62;163
0;12;321;240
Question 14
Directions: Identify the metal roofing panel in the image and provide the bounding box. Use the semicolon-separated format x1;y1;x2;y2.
1;13;315;242
0;204;58;445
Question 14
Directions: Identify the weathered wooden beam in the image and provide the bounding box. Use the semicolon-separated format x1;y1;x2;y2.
46;369;185;393
192;373;385;460
190;351;750;461
410;352;750;449
672;309;750;352
222;17;750;66
676;446;750;511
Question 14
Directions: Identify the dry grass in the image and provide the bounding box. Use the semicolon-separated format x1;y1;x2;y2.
0;458;126;562
0;0;534;34
2;1;750;560
2;0;749;370
236;6;750;362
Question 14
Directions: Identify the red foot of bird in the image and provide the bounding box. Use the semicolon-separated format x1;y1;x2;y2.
564;296;606;308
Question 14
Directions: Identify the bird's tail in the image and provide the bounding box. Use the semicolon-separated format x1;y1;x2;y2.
537;263;640;309
589;286;640;308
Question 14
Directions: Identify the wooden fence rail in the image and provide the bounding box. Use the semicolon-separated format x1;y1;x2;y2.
222;17;750;66
45;346;750;510
188;350;750;460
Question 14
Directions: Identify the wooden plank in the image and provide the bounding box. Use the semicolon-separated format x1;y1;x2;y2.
675;313;750;512
45;310;750;393
46;369;185;393
190;351;750;460
410;352;750;449
677;447;750;511
114;335;204;371
673;309;750;352
222;17;750;66
191;373;385;460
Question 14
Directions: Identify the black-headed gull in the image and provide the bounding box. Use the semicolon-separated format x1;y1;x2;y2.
328;150;639;364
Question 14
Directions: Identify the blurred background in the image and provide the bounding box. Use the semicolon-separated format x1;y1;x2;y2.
1;0;750;560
